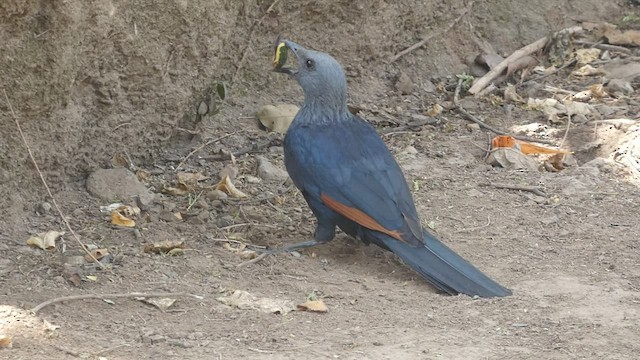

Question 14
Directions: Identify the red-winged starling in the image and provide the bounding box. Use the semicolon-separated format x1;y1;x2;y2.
270;39;511;298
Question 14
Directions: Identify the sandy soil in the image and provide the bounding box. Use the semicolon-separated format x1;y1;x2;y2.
1;0;639;359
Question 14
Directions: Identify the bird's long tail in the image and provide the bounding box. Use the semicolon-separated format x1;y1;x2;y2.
377;232;511;298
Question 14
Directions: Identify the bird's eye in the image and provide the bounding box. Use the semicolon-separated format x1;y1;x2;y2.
305;59;314;69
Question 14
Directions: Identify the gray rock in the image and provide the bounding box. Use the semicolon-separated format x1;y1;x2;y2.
206;189;228;201
86;168;154;205
423;79;437;93
395;71;414;95
159;210;181;222
606;79;634;96
217;215;234;228
37;202;52;214
256;156;289;181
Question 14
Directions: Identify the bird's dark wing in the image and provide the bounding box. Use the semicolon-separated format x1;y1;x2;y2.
284;115;423;246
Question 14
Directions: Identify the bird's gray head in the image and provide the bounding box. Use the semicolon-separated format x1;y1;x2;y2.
273;40;348;111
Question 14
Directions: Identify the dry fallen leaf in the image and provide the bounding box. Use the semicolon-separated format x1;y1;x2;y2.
215;175;247;198
163;183;190;196
588;84;607;98
26;231;65;250
143;240;186;254
136;169;151;182
111;210;136;227
84;248;109;263
544;153;568;172
110;152;130;168
572;64;604;77
574;48;601;65
177;172;207;187
491;136;570;155
217;290;294;314
425;103;443;117
0;334;13;348
504;84;525;103
297;299;328;313
99;203;125;213
256;104;299;134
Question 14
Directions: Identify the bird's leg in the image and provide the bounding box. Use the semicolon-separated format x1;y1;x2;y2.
255;221;336;254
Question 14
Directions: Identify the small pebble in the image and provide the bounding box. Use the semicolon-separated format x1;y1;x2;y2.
467;123;481;131
206;189;228;201
38;202;52;214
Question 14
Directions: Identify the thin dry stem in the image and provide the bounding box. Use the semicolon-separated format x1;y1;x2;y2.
3;88;104;268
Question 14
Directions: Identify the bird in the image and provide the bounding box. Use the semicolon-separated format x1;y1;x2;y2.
269;39;511;298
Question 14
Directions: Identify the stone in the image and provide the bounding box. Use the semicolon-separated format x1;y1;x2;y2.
606;79;634;96
206;189;228;201
394;71;414;95
86;168;154;205
256;156;289;181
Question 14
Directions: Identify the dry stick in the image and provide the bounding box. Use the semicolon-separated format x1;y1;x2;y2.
3;89;104;268
175;132;235;171
390;0;476;63
236;253;269;268
486;183;547;197
574;40;632;55
469;26;583;95
32;292;204;314
453;79;555;144
559;113;572;148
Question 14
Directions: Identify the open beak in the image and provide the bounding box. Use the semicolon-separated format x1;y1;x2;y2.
272;39;301;76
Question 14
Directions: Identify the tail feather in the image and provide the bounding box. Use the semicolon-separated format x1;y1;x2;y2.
378;232;511;298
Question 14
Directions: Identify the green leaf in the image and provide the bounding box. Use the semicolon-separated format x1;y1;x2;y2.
216;82;227;100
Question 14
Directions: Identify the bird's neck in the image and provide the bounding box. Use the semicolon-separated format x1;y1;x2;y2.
300;91;350;124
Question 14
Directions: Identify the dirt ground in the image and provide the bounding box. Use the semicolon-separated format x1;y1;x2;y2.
1;0;640;359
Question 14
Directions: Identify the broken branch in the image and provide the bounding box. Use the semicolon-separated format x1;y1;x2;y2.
469;26;583;95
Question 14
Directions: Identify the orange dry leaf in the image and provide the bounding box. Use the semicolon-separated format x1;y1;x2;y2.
0;334;13;348
297;299;328;313
111;210;136;227
491;135;570;155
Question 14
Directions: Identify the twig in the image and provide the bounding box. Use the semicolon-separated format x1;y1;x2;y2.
266;0;282;13
574;40;632;55
247;347;274;354
469;26;583;95
32;292;204;314
232;137;276;157
3;89;104;268
455;215;491;233
113;122;131;131
381;117;439;135
218;223;279;230
453;79;555;144
236;253;269;268
390;1;476;63
559;114;571;148
175;132;235;171
484;182;547;197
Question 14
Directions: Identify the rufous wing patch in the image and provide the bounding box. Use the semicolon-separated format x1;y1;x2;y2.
320;193;405;242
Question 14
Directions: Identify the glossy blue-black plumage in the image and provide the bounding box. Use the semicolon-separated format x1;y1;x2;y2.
277;40;511;297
